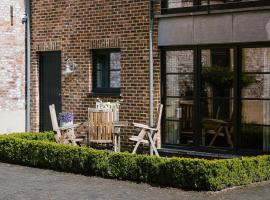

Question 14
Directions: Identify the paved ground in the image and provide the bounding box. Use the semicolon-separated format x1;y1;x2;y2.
0;162;270;200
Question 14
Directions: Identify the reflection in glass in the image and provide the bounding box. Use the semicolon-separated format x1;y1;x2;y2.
168;0;193;8
241;100;270;151
166;50;193;73
242;100;270;126
167;0;247;9
242;74;270;98
166;74;194;97
164;49;194;145
165;98;194;145
201;48;234;148
110;71;120;88
110;52;121;70
242;48;270;72
242;48;270;151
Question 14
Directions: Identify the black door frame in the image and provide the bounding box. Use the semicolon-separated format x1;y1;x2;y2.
160;42;270;154
39;51;62;132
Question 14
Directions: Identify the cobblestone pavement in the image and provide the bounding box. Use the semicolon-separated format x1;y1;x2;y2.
0;162;270;200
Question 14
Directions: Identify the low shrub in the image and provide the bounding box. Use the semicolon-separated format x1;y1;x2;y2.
0;132;270;191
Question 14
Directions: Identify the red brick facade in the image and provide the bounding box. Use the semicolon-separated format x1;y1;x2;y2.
30;0;161;150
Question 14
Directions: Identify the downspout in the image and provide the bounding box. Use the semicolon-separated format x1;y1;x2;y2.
149;0;155;155
23;0;31;132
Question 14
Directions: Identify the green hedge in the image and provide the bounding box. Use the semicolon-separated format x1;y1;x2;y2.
0;132;270;191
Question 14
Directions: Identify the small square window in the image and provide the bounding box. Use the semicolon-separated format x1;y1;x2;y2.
92;49;121;94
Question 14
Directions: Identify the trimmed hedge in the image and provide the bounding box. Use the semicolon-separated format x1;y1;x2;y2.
0;132;270;191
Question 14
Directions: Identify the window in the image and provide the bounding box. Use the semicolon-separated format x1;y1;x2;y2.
92;49;121;94
241;48;270;151
162;0;270;14
163;50;195;145
162;45;270;152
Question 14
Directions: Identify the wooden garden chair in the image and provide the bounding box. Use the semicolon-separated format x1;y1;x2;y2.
49;104;84;146
203;106;234;148
88;108;115;148
95;99;128;152
129;104;163;156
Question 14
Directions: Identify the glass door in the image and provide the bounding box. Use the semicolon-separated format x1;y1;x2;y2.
200;47;235;148
163;49;195;146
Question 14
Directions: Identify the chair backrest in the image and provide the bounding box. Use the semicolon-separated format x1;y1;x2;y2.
179;101;193;131
96;101;120;121
49;104;60;132
156;104;163;130
88;108;114;144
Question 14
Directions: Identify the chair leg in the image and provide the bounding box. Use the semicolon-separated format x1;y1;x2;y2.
118;135;121;152
132;129;146;154
114;135;117;152
147;132;159;157
224;126;233;148
209;126;223;146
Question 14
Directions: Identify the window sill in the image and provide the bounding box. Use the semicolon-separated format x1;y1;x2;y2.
87;92;121;97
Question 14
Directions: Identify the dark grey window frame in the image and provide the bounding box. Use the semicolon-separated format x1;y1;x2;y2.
160;42;270;154
161;0;270;14
92;49;121;94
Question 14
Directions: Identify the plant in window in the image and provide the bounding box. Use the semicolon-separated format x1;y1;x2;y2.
202;65;256;89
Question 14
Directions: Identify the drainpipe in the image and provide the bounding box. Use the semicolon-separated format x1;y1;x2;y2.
23;0;31;132
149;0;155;155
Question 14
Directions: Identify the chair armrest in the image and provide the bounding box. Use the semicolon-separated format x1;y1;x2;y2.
133;122;149;129
133;123;158;131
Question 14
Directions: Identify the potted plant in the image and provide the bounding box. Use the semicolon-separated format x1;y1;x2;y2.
58;112;74;127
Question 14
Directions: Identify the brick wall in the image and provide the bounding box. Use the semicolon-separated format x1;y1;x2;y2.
30;0;161;151
0;0;25;133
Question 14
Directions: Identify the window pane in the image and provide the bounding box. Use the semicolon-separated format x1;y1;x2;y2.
166;50;194;73
164;49;195;146
166;74;194;97
164;98;194;145
164;121;180;145
201;48;235;148
242;74;270;98
167;0;245;8
242;100;270;126
96;71;108;88
110;71;120;88
201;48;234;98
168;0;193;8
110;52;121;70
240;124;264;150
242;48;270;72
96;54;107;70
241;99;270;151
201;98;234;120
93;50;121;90
202;99;234;148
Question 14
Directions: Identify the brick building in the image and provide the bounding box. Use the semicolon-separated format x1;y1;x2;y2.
30;0;160;151
0;0;25;133
30;0;270;155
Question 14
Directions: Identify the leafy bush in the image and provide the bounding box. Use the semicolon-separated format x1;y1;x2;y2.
0;132;270;191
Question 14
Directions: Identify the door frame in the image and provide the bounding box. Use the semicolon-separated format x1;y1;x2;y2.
39;51;62;132
160;42;270;153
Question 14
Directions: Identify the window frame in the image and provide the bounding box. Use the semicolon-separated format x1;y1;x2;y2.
92;48;121;94
161;42;270;154
161;0;270;15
